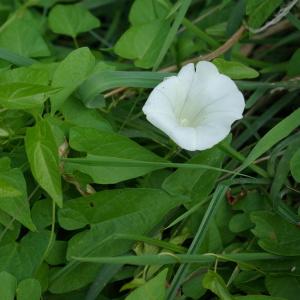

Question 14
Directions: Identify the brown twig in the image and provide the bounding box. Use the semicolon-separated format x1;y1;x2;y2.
104;25;245;99
162;25;245;72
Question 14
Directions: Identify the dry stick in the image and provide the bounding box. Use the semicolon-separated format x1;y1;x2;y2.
103;25;246;99
162;25;246;72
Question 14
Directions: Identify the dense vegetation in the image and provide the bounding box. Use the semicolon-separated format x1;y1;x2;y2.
0;0;300;299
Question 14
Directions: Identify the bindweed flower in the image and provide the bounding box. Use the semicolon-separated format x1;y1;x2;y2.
142;61;245;151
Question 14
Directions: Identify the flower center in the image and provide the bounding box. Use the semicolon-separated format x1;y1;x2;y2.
179;118;190;127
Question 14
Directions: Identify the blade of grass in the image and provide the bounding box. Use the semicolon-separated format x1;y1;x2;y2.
153;0;193;71
72;252;281;265
182;18;220;48
235;92;296;148
287;13;300;31
0;48;37;66
166;184;228;300
239;107;300;171
218;141;269;178
85;264;123;300
78;71;174;106
64;156;253;178
111;233;187;254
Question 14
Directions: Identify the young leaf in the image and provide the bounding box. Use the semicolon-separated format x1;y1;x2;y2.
48;4;100;38
0;271;17;300
129;0;168;24
16;278;42;300
213;58;259;79
50;47;95;113
125;269;168;300
202;270;234;300
25;118;63;207
114;20;170;69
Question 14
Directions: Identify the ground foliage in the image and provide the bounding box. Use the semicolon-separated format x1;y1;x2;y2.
0;0;300;299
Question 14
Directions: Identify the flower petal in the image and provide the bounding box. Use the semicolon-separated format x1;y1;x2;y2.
169;126;198;151
194;123;230;150
196;61;219;80
145;113;178;137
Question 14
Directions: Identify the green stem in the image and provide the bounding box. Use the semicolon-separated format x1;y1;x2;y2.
73;37;79;49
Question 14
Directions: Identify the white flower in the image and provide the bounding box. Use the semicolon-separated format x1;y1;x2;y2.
142;61;245;151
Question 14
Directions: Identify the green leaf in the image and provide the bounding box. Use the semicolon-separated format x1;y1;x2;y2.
246;0;283;29
61;97;112;132
0;18;50;57
129;0;168;25
16;278;42;300
114;20;170;68
182;272;206;299
251;211;300;256
0;65;51;86
0;271;17;300
0;231;51;280
162;145;224;204
202;270;234;300
31;199;53;231
0;82;59;110
287;49;300;77
266;276;300;300
50;47;95;112
290;149;300;182
65;127;166;184
66;189;181;257
58;188;182;230
213;58;259;79
25;118;63;207
50;189;183;293
125;269;168;300
0;158;36;231
229;213;253;233
240;108;300;171
48;4;100;38
45;240;67;265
